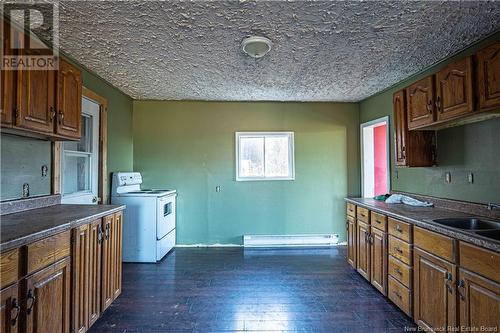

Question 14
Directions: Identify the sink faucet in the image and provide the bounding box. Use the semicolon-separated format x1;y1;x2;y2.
487;203;500;210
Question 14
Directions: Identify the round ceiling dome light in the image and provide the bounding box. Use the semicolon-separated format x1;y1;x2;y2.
241;36;272;58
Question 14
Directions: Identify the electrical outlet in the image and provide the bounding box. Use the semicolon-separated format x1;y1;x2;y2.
22;183;30;198
216;186;221;192
467;172;474;184
41;165;48;177
445;172;451;184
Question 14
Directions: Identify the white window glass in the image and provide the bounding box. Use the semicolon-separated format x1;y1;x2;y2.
236;132;295;181
62;115;93;195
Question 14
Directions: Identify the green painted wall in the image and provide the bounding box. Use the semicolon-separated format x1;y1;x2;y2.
360;32;500;204
1;134;52;200
133;101;360;245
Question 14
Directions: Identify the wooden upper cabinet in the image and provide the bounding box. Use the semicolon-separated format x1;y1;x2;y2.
393;89;435;167
1;21;16;127
56;59;82;139
414;248;456;333
24;258;71;333
435;57;474;121
407;76;435;129
458;268;500;332
476;42;500;111
16;68;56;133
0;283;19;333
393;90;408;166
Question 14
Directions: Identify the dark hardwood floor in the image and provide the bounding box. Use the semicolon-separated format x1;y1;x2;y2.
89;246;417;332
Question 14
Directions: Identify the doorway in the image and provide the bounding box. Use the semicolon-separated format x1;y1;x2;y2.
61;97;100;204
361;117;390;198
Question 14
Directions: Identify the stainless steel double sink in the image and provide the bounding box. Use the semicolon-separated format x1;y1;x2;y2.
432;218;500;241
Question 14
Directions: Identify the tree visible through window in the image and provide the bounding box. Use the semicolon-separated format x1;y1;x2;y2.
236;132;295;181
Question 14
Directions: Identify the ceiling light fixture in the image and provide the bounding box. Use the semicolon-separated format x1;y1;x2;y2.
241;36;272;59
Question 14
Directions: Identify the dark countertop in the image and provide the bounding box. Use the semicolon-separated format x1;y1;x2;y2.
345;197;500;253
0;204;125;252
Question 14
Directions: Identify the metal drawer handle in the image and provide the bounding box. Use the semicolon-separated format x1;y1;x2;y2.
10;298;20;326
105;224;110;240
395;247;403;254
458;279;465;300
426;100;433;113
26;290;36;315
97;225;103;244
396;225;403;232
393;291;402;299
395;268;403;275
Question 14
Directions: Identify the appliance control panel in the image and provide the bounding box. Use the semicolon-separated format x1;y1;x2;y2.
115;172;143;186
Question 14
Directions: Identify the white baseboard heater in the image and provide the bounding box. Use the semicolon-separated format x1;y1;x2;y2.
243;234;339;248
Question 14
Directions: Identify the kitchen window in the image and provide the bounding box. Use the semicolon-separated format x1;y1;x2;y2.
235;132;295;181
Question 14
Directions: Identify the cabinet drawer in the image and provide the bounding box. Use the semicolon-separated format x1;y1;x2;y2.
0;248;19;289
414;227;455;262
27;230;71;275
388;218;412;243
388;235;412;265
371;212;387;231
357;206;370;223
346;203;356;218
388;255;412;288
388;275;412;317
459;242;499;283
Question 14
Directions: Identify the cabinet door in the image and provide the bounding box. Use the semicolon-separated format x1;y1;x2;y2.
88;220;102;327
1;21;17;126
16;64;56;133
24;257;71;333
347;216;357;269
458;268;500;331
435;57;474;121
370;227;387;295
72;224;90;333
112;212;123;300
414;248;456;332
476;42;500;111
0;283;20;333
356;221;371;281
55;59;82;139
393;89;408;166
101;215;114;312
407;76;435;129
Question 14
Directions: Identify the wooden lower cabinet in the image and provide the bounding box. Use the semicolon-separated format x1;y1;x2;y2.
0;283;20;333
24;257;71;333
101;212;122;312
356;221;371;281
370;227;387;295
413;248;457;332
88;220;102;327
347;216;356;269
458;268;500;332
101;215;114;312
112;212;123;300
72;224;90;333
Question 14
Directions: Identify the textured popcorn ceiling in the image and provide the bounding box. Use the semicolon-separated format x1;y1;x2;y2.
57;1;500;102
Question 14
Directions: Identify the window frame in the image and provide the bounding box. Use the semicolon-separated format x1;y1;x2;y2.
235;131;295;182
